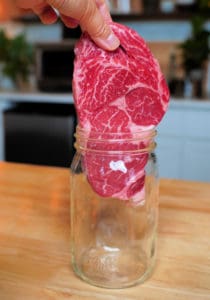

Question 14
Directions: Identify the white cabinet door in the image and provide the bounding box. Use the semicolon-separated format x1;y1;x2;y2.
185;110;210;139
156;136;184;179
157;105;186;179
157;101;210;181
182;140;210;182
158;106;185;136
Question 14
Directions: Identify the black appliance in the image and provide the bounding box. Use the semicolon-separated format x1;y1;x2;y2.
4;103;76;167
35;40;76;92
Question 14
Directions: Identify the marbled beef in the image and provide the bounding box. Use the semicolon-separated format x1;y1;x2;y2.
73;22;169;204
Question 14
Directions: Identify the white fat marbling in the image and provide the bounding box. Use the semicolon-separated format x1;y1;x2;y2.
109;160;127;174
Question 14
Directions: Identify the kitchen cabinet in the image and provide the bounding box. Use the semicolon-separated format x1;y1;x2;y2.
156;100;210;181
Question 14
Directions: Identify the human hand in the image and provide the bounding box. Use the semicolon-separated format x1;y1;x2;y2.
15;0;120;51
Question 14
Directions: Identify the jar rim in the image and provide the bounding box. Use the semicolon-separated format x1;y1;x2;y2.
75;125;157;139
74;125;157;154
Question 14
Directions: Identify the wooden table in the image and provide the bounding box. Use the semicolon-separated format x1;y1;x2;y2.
0;162;210;300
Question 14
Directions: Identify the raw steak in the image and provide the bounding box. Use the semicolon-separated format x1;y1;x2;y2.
73;22;169;205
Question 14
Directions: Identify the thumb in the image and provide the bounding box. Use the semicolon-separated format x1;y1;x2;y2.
80;0;120;51
47;0;120;51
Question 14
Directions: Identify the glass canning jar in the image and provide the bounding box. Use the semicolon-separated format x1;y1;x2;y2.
70;126;159;289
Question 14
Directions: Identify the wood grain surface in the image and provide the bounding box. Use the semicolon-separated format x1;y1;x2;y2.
0;162;210;300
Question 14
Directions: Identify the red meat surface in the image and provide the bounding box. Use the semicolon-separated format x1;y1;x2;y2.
73;22;170;205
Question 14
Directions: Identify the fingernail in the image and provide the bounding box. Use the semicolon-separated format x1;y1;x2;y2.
95;32;120;51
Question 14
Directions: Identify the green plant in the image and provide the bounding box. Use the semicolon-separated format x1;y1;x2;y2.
0;30;34;83
199;0;210;9
0;31;9;61
179;15;210;74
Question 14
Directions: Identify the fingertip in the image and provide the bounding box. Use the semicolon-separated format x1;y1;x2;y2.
60;15;79;28
94;32;120;51
39;7;58;24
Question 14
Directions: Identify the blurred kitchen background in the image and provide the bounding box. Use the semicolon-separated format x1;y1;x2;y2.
0;0;210;182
